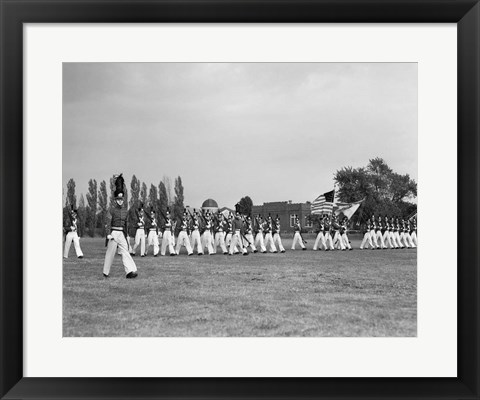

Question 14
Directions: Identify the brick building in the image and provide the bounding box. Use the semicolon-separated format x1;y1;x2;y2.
252;201;312;233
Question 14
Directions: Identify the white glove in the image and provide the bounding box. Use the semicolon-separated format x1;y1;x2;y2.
107;234;113;240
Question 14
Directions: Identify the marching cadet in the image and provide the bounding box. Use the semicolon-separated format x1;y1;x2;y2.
273;215;286;253
254;215;267;253
404;219;416;248
63;205;84;258
340;216;352;250
229;206;248;255
399;218;411;248
103;174;138;279
360;217;374;249
411;217;418;246
213;212;228;254
389;216;400;249
190;209;203;255
394;218;404;248
369;214;379;249
175;210;193;256
145;208;160;256
331;215;345;250
382;215;394;249
243;215;257;253
225;213;239;254
200;211;214;255
132;203;146;257
323;215;335;250
313;215;327;250
376;215;386;249
263;215;277;252
160;208;176;256
291;215;306;250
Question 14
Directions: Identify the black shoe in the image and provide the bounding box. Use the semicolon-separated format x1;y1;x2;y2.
198;253;203;256
78;255;84;259
126;272;138;279
103;273;109;278
223;252;228;255
130;253;136;257
253;250;258;253
243;252;248;256
273;251;278;253
281;250;285;253
188;253;193;256
154;254;158;257
170;253;176;256
261;251;267;253
302;248;306;251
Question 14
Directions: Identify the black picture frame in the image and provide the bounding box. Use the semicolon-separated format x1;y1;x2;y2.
1;1;479;399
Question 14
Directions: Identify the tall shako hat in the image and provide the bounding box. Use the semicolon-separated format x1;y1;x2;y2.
235;203;241;214
166;207;170;216
113;173;125;199
138;202;144;211
70;204;78;214
183;208;187;217
276;214;280;221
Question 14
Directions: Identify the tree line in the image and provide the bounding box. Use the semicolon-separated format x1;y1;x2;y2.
63;175;185;237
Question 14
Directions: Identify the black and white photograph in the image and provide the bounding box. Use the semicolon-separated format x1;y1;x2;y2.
63;62;417;337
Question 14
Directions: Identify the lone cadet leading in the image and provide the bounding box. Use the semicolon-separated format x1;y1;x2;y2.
63;205;84;259
103;174;138;279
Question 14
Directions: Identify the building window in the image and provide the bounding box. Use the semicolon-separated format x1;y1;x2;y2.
290;214;296;228
305;216;312;227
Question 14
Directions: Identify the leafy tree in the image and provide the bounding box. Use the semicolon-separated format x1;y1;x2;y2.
238;196;253;216
163;175;173;205
158;181;169;217
86;179;98;237
148;184;159;213
173;176;185;221
77;194;87;237
140;182;147;206
97;180;108;236
334;158;417;223
66;178;77;208
129;175;140;208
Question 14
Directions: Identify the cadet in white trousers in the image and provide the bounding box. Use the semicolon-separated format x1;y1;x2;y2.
376;216;386;249
63;206;84;258
411;218;418;246
332;216;346;250
394;219;404;248
382;216;394;249
145;209;160;256
243;216;257;253
399;219;411;248
103;175;137;279
175;213;193;255
340;217;352;250
229;208;247;255
201;212;214;255
360;219;374;249
263;216;277;253
389;217;399;248
370;216;379;249
213;214;228;254
273;216;286;253
161;209;176;256
132;205;146;256
291;216;306;250
313;217;328;250
254;216;267;253
405;220;416;248
190;212;203;255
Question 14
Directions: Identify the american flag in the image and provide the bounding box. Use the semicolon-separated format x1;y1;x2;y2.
311;190;335;215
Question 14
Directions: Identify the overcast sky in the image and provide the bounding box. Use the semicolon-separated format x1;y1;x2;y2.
63;63;417;208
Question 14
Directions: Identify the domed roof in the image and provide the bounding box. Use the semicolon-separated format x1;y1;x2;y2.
202;198;218;208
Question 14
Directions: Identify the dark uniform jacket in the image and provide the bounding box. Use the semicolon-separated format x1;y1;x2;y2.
105;204;129;237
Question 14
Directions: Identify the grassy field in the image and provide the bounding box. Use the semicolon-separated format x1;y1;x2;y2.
63;234;416;337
